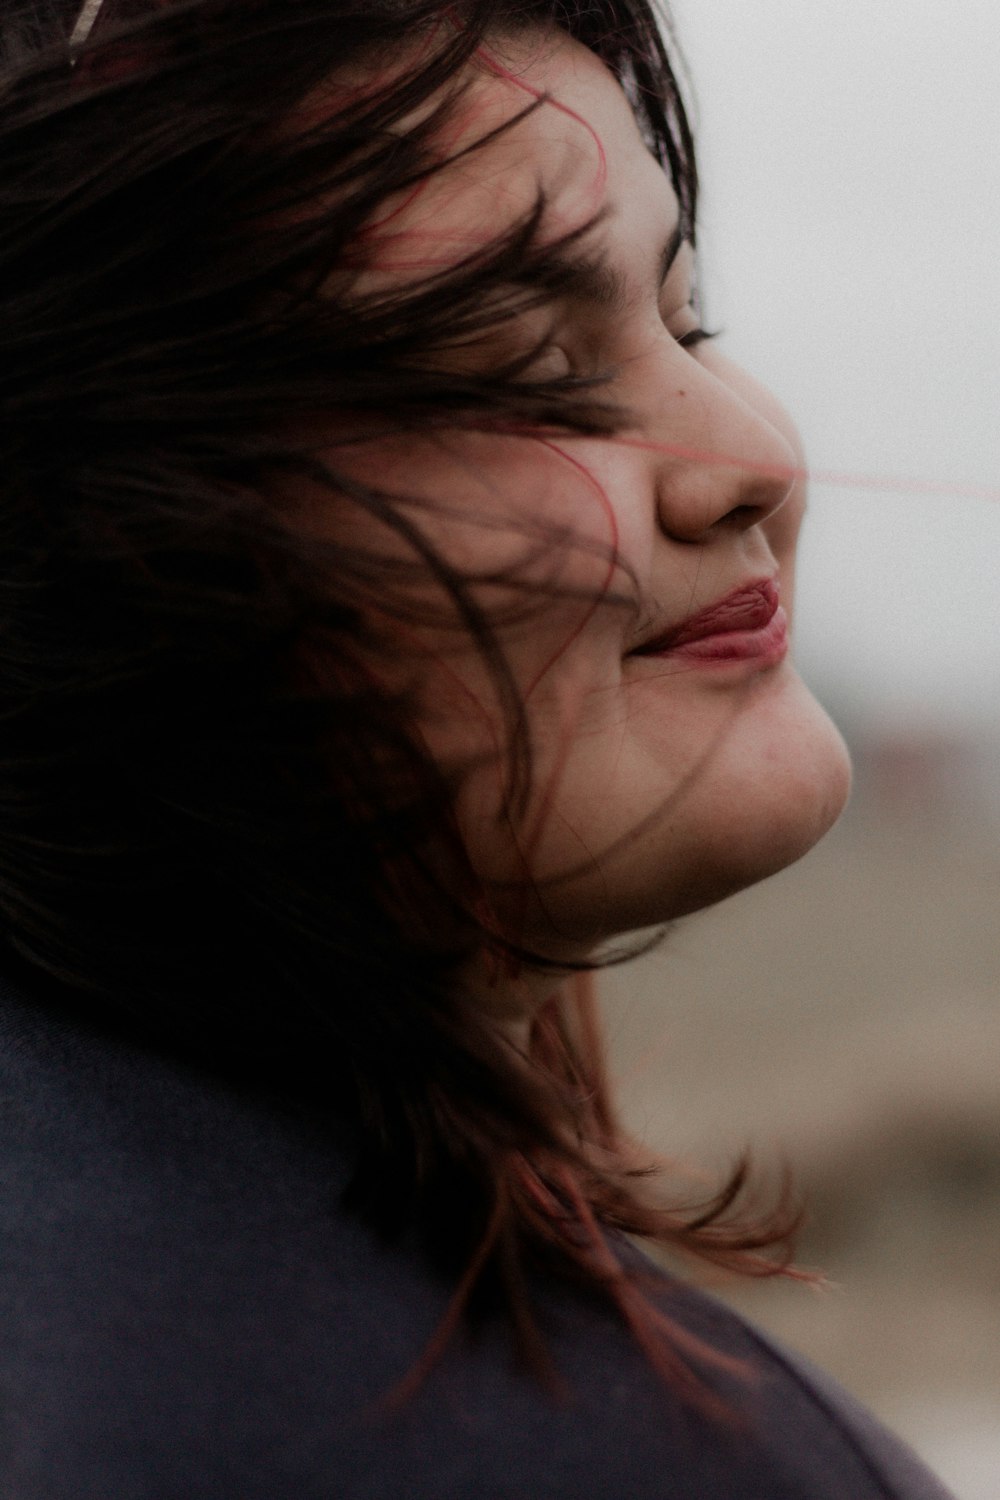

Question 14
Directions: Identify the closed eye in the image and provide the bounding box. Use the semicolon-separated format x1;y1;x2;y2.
523;342;573;379
676;326;719;350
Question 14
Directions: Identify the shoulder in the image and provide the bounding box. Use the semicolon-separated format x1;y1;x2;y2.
729;1328;961;1500
0;973;956;1500
621;1252;958;1500
497;1238;960;1500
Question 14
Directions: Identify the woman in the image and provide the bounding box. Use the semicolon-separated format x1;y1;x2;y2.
0;1;953;1495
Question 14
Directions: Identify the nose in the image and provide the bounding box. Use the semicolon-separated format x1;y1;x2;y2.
645;349;800;545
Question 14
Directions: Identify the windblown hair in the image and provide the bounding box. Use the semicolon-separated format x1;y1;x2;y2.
0;0;798;1402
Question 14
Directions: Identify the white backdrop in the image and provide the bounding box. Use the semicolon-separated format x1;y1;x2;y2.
670;0;1000;737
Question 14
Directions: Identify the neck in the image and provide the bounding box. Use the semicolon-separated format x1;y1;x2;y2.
461;950;578;1053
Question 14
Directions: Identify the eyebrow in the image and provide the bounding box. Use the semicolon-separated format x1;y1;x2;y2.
550;221;685;316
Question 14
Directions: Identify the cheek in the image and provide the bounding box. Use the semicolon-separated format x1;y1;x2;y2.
314;433;631;875
420;609;627;876
401;587;630;944
320;427;631;706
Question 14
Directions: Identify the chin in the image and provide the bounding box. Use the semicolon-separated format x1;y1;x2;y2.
658;672;853;924
522;671;852;954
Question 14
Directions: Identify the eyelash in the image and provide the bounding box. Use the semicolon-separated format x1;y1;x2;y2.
518;309;717;384
675;326;718;350
536;321;716;378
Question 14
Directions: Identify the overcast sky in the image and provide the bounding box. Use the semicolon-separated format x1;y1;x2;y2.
670;0;1000;738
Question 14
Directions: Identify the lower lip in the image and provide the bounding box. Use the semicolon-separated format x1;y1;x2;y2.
661;607;789;666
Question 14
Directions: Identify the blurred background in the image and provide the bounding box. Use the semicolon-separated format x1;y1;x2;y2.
602;2;1000;1495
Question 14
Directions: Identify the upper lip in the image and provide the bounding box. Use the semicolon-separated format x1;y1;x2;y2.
632;577;781;654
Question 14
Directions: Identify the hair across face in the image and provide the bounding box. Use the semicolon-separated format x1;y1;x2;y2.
0;0;697;1040
0;1;849;994
313;29;851;960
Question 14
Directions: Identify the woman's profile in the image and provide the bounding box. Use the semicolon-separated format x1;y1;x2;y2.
0;1;956;1495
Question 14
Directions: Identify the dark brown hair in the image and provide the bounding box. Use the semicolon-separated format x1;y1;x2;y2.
0;0;798;1403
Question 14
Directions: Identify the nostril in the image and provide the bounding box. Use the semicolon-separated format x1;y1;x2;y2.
721;503;766;530
655;448;796;542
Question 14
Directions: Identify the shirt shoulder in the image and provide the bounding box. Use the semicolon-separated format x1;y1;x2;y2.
0;974;958;1500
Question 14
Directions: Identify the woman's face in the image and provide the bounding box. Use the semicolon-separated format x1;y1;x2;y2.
327;29;851;956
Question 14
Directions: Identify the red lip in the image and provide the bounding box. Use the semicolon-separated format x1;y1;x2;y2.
634;578;787;663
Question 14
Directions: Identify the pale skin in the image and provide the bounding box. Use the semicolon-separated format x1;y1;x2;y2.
319;29;852;1036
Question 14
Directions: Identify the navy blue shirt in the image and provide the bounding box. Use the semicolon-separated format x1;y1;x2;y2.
0;975;956;1499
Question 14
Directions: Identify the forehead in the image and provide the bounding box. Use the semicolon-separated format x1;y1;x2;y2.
355;27;680;286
